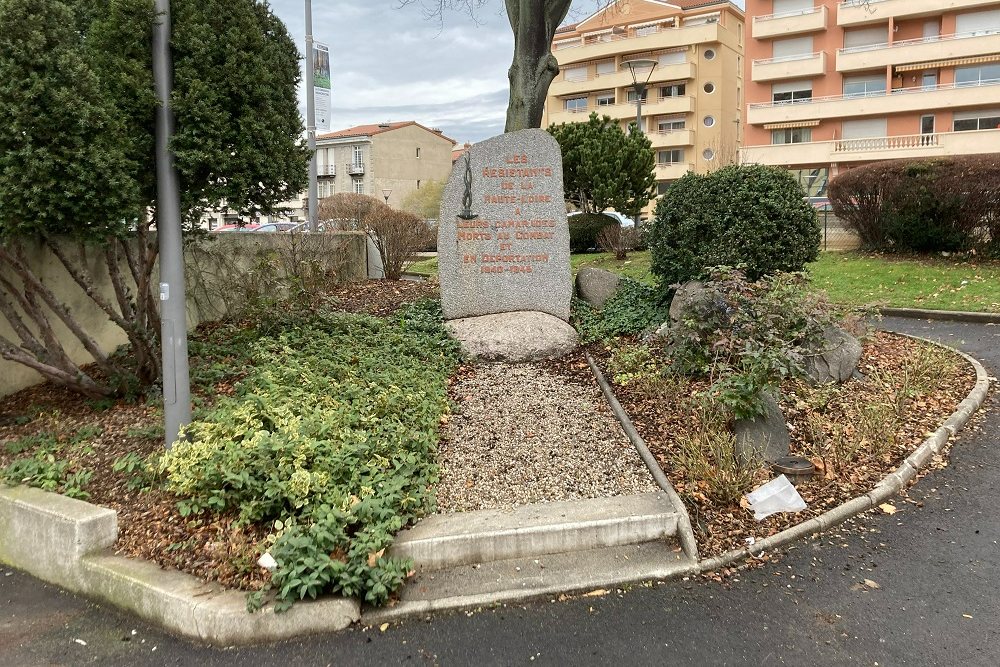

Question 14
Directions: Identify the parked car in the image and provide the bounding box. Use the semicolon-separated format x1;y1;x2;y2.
252;222;301;233
211;223;260;233
567;210;636;228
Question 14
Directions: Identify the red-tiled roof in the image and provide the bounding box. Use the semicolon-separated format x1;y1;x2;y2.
317;121;455;144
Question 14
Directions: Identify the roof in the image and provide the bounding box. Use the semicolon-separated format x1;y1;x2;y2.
561;0;740;35
317;121;455;144
451;142;472;162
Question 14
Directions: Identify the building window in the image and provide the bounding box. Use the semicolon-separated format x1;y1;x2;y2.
956;63;1000;87
596;60;615;76
704;48;716;60
636;25;659;37
658;149;685;165
627;89;648;103
658;50;686;66
416;147;421;158
353;178;364;194
564;65;588;82
658;117;686;132
771;127;812;144
417;180;421;189
843;74;886;98
656;181;674;196
565;96;587;112
704;82;716;94
596;92;615;106
771;79;812;104
790;168;829;199
702;148;716;161
703;115;716;127
660;82;686;98
953;109;1000;131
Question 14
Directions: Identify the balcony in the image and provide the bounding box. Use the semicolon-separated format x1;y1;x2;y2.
751;52;826;82
549;62;696;98
553;23;725;66
838;0;1000;28
548;96;694;126
649;129;695;149
318;164;336;177
837;30;1000;72
752;6;827;40
740;128;1000;166
346;162;364;176
655;162;694;180
747;80;1000;126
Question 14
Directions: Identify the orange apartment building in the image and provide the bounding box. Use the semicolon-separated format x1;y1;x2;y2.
743;0;1000;201
543;1;746;216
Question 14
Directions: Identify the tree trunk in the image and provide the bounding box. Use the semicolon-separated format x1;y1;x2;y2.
504;0;572;132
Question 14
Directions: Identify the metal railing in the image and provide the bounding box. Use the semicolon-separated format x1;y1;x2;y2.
748;78;1000;109
753;6;824;23
752;51;823;66
553;21;715;51
838;28;1000;55
346;162;364;175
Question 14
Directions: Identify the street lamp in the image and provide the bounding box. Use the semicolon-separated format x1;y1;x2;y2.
621;58;657;135
382;188;392;205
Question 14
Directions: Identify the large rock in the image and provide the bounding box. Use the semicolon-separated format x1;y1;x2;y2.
803;325;863;385
668;281;728;324
733;391;790;464
445;311;578;362
438;129;572;322
576;267;620;309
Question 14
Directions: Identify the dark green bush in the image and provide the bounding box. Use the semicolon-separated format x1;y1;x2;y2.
568;213;616;253
572;278;671;343
829;155;1000;254
647;165;820;287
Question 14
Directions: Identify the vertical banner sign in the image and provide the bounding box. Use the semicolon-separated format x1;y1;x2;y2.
313;42;332;131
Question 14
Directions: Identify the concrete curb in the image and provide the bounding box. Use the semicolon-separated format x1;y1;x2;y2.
586;352;700;562
880;307;1000;324
0;486;359;645
695;332;992;575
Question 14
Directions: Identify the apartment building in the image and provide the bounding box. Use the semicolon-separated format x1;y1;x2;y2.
279;121;455;218
543;0;746;215
743;0;1000;201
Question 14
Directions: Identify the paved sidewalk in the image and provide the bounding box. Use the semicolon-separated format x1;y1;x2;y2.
2;318;997;666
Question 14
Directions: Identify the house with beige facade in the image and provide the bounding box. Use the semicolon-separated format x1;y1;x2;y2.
544;0;746;216
742;0;1000;200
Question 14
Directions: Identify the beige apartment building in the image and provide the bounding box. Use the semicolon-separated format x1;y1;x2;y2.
743;0;1000;200
283;121;455;217
543;0;746;215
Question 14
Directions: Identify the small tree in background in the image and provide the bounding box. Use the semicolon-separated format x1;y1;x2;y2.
648;165;820;288
548;113;656;217
320;194;432;280
401;180;445;221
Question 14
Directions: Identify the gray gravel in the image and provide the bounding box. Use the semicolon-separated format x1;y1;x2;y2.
435;363;657;513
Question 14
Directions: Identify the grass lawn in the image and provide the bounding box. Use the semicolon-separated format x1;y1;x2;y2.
808;252;1000;313
409;250;1000;313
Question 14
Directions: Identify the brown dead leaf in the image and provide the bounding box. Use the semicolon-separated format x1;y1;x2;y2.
583;589;609;598
864;579;881;590
367;548;385;567
879;503;898;515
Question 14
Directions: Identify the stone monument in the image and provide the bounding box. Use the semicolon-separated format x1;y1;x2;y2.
438;129;577;361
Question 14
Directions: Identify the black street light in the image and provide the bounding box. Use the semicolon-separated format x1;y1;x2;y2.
621;58;657;135
382;188;392;205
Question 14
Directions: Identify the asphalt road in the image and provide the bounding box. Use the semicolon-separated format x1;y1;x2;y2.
2;317;998;667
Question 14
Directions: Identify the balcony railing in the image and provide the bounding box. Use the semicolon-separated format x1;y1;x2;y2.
838;29;1000;56
552;20;718;51
753;52;823;66
318;164;336;176
748;79;1000;110
346;162;365;175
755;6;824;23
834;133;940;153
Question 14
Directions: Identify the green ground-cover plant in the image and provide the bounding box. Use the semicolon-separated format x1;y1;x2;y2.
157;299;460;610
1;428;98;499
572;278;671;343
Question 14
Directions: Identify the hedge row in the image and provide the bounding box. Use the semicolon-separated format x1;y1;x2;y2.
828;155;1000;254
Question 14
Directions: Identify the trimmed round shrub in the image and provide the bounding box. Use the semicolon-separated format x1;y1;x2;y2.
568;212;617;253
648;164;820;287
829;155;1000;255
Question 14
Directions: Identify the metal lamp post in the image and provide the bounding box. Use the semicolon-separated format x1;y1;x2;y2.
305;1;319;231
152;0;191;448
381;188;392;205
621;59;657;135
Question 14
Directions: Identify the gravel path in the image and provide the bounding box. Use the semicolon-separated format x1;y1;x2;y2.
435;362;657;513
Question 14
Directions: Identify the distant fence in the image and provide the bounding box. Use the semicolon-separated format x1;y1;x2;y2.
817;210;860;251
0;232;366;398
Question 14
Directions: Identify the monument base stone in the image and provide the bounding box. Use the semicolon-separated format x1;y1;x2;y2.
446;311;578;362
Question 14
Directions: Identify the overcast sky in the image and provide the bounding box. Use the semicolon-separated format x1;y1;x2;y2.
269;1;745;146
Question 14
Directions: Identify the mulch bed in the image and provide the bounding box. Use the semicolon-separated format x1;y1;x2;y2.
588;331;978;561
0;281;981;592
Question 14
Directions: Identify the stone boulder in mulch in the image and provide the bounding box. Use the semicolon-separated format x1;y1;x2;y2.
575;267;620;309
732;391;790;464
803;325;863;386
446;310;578;362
